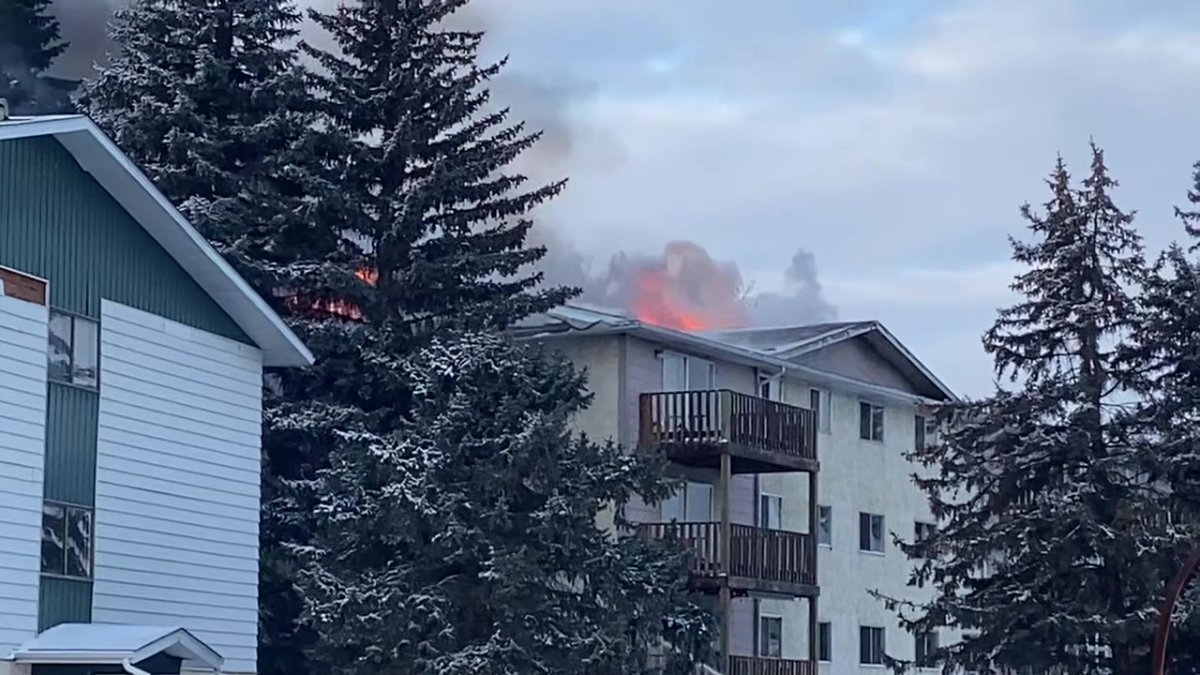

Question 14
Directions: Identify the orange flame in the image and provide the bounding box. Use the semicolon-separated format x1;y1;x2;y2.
629;242;749;332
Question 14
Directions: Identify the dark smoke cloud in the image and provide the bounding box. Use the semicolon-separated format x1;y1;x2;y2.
46;0;119;80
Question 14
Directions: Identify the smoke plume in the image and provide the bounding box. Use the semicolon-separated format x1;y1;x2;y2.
40;0;838;331
45;0;119;80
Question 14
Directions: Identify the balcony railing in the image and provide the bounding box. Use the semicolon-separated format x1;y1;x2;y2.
637;521;816;590
638;390;816;468
729;656;816;675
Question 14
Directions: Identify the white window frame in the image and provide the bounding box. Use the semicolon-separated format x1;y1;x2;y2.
915;629;939;669
661;480;715;522
758;371;783;401
758;613;783;658
817;504;832;548
759;493;783;530
47;308;100;390
661;351;716;390
40;500;95;580
809;388;831;434
818;621;832;663
859;512;885;554
859;401;885;442
860;626;886;666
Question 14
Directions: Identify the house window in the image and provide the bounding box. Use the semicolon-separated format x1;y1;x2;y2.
859;512;885;553
915;630;938;668
859;402;884;441
915;414;927;451
914;521;936;558
860;626;885;665
41;501;93;579
661;481;714;522
759;373;783;401
759;614;783;658
48;310;99;388
817;505;832;547
759;494;782;529
662;352;715;390
810;388;831;433
818;622;832;662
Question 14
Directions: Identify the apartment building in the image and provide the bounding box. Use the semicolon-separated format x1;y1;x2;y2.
515;305;955;675
0;114;312;675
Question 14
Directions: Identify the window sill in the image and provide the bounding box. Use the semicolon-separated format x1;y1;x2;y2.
858;549;886;557
40;572;94;583
48;378;100;393
860;663;886;669
818;543;832;550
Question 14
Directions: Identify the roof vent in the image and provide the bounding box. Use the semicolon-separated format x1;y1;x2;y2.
0;98;8;122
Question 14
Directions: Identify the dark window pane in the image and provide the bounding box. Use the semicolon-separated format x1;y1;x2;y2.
72;318;99;388
859;402;871;439
759;617;782;657
48;313;72;382
66;507;93;578
915;415;926;450
818;505;832;546
872;406;885;440
40;503;66;575
859;513;871;551
818;622;831;662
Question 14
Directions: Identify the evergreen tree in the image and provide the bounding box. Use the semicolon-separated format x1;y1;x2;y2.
295;332;713;675
78;0;347;297
1118;162;1200;674
78;4;360;675
0;0;75;114
879;144;1168;674
84;3;586;675
303;0;574;343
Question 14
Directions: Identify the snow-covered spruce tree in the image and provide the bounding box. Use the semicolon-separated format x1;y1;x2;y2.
878;144;1169;674
303;0;575;344
78;0;349;297
78;5;363;675
0;0;75;114
1118;161;1200;674
295;332;713;675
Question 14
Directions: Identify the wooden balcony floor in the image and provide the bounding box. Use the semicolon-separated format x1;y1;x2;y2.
638;522;818;599
658;438;819;474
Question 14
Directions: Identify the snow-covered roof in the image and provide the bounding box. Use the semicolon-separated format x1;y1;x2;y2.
0;114;313;367
514;303;956;405
709;321;957;402
11;624;223;671
705;321;876;354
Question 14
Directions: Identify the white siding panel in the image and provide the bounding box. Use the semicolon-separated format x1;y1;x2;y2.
0;295;47;657
94;301;263;675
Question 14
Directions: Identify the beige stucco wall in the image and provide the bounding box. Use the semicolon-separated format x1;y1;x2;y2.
758;375;949;673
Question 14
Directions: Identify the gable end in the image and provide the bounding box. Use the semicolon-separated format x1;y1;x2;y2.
0;136;250;343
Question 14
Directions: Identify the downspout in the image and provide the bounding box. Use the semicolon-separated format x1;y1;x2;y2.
121;658;152;675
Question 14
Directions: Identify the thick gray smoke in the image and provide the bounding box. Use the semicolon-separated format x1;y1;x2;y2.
45;0;119;80
41;0;838;329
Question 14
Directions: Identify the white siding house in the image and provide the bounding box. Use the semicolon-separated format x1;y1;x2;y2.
0;292;49;657
92;302;265;674
0;115;312;675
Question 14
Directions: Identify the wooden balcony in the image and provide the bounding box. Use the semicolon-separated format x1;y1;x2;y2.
638;390;818;474
730;656;816;675
637;521;818;597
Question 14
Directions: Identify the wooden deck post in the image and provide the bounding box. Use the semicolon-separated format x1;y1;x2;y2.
720;450;732;674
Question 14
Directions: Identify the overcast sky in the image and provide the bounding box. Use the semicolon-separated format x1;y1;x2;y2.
470;0;1200;398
